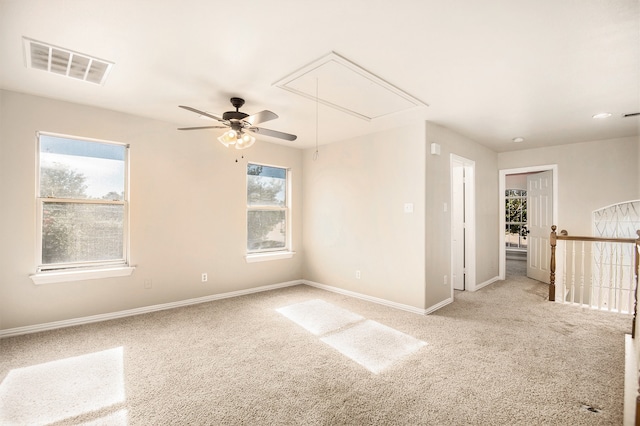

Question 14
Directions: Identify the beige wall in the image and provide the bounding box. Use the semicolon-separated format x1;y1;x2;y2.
498;137;638;235
300;121;500;312
505;173;527;190
637;134;640;198
0;90;303;330
1;91;494;329
301;124;427;309
424;122;499;307
5;89;633;332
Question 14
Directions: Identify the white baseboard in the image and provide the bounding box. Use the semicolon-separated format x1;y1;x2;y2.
424;297;453;314
0;280;303;338
473;275;501;291
303;280;430;315
1;279;459;338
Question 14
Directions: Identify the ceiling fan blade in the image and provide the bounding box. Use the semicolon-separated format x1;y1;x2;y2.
178;105;226;123
244;110;278;126
250;127;297;141
178;126;227;130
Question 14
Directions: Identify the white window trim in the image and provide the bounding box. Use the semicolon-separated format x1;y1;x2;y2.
30;266;135;285
245;251;296;263
246;163;292;260
35;131;131;277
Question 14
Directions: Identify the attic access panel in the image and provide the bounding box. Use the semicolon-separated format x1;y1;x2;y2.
274;52;427;121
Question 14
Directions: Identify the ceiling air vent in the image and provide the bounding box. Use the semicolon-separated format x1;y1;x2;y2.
23;37;113;85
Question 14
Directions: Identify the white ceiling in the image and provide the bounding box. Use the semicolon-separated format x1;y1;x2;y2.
1;0;638;152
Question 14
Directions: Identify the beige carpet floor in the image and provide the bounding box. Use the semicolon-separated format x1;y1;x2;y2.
0;260;632;425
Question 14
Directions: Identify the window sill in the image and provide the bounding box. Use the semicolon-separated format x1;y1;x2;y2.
245;251;295;263
30;266;135;285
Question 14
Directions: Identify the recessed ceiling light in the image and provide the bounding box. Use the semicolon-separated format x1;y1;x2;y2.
512;137;524;143
592;112;612;119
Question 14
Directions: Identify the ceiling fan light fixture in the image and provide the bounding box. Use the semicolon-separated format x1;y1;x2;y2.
217;129;256;149
217;130;238;147
592;112;612;119
179;98;297;151
216;135;230;147
235;133;256;150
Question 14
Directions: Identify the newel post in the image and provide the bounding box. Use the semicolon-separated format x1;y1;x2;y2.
549;225;557;302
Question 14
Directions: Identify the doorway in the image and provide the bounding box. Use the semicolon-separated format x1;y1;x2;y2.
499;165;558;281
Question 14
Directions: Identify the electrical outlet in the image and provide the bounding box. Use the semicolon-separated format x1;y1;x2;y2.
356;270;361;279
144;279;152;289
202;273;208;282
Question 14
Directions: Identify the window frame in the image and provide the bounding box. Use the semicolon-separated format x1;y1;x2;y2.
245;162;293;262
505;188;527;250
34;131;131;277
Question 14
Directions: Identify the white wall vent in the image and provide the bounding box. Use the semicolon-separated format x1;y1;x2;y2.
23;37;114;85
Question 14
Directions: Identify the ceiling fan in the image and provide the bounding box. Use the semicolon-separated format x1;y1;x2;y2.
178;97;297;150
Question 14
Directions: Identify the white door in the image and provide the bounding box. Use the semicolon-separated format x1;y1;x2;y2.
527;170;553;283
452;163;465;290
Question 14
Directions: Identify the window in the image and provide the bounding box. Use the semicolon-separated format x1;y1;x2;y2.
505;189;527;250
247;163;290;255
36;132;129;273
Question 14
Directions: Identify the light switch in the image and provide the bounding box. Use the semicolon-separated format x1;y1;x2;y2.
404;203;414;213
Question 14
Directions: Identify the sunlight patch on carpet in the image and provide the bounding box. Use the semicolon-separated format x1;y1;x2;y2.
276;300;427;374
0;347;126;425
276;299;363;335
321;320;427;374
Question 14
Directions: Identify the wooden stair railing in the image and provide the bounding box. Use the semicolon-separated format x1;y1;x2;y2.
549;225;640;332
548;226;640;424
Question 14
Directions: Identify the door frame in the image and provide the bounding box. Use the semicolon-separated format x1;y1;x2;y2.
499;164;558;280
450;154;476;296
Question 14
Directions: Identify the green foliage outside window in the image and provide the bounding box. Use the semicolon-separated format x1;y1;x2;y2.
505;189;527;248
38;134;127;268
247;164;287;252
40;164;124;265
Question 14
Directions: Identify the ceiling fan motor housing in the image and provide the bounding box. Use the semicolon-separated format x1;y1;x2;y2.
223;111;249;121
178;96;297;141
223;97;249;121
